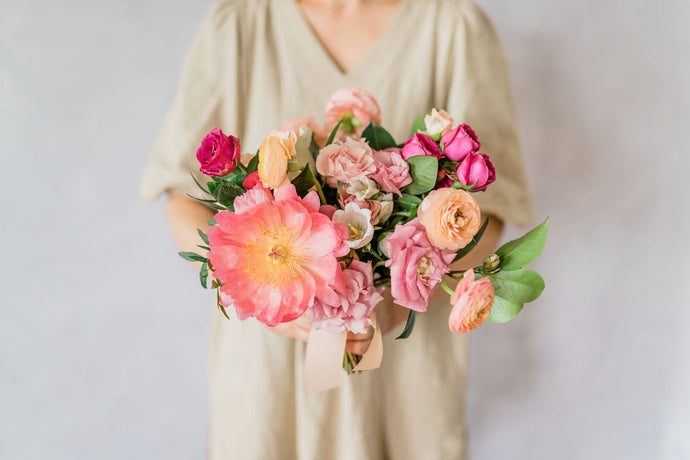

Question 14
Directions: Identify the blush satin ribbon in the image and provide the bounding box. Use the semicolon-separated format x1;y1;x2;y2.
303;313;383;393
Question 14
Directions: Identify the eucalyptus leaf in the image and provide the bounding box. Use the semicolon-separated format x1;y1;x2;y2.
178;251;207;263
197;229;209;245
190;173;210;194
409;116;426;137
199;263;209;288
404;155;438;195
291;164;316;196
395;310;416;339
495;217;550;270
487;290;524;323
453;218;489;262
362;121;397;150
246;153;259;173
489;268;545;303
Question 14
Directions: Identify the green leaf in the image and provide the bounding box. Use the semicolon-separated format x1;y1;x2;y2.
395;310;416;339
453;218;489;262
178;251;207;263
197;229;209;245
487;289;524;323
196;244;210;251
291;164;316;196
362;121;397;150
246;153;259;173
199;262;209;288
208;218;217;226
489;269;545;303
409;116;426;137
222;170;246;186
326;119;343;145
217;289;231;320
213;182;245;208
190;173;210;194
495;217;550;270
309;135;320;162
404;155;438;195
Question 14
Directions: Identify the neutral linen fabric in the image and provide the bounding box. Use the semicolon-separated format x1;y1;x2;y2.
141;0;534;458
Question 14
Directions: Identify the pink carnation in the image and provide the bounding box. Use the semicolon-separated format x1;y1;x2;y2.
308;260;385;334
370;148;413;196
384;219;456;311
315;138;377;187
208;185;346;326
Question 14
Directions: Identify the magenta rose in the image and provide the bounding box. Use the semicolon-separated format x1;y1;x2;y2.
308;260;385;334
440;124;480;162
196;128;240;177
384;219;455;311
456;153;496;192
370;148;413;195
401;133;442;159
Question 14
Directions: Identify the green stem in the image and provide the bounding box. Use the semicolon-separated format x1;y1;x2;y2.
440;280;455;296
312;177;327;205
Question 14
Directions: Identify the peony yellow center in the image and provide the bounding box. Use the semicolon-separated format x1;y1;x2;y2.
244;225;307;288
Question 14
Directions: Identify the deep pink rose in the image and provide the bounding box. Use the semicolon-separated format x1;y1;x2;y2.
440;124;480;162
384;219;455;311
196;128;240;177
401;133;442;159
370;148;413;195
308;260;385;334
456;153;496;192
435;169;454;188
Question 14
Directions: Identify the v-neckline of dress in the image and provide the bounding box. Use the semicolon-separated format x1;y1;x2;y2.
279;0;417;84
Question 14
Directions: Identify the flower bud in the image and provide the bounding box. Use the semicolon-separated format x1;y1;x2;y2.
482;254;500;274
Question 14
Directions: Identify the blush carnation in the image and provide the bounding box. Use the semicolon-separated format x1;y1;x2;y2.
448;269;495;333
324;88;382;137
384;219;455;311
207;185;344;326
316;138;377;187
308;260;385;334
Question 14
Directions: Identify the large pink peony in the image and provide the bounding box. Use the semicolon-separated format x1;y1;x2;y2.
384;219;456;312
207;185;346;326
308;260;385;334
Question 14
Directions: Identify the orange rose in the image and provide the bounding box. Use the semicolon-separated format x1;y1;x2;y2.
258;130;297;189
417;188;481;251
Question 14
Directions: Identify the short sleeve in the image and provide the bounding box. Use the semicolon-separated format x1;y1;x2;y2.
140;1;243;201
445;0;535;227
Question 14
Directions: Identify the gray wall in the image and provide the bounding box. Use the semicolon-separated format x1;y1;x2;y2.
1;1;688;459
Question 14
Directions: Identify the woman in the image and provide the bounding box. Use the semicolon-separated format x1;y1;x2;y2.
141;0;534;458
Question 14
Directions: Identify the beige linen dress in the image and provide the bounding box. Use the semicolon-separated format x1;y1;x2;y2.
141;0;534;458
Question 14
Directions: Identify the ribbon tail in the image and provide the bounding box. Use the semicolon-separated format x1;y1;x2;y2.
353;312;383;372
303;328;347;394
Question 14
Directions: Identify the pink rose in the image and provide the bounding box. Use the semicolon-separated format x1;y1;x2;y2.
448;269;495;333
370;148;413;195
440;124;480;162
324;88;382;136
279;116;328;148
384;219;455;311
308;260;385;334
196;128;240;177
401;133;442;159
456;153;496;192
316;138;377;187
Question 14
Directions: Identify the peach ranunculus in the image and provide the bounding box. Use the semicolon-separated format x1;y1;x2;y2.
315;138;377;187
279;116;328;148
324;88;382;136
258;130;298;189
448;269;495;333
417;188;481;252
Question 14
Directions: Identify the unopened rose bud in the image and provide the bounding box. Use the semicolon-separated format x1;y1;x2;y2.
482;254;500;274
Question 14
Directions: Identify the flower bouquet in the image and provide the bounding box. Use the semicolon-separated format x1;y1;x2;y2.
179;88;548;392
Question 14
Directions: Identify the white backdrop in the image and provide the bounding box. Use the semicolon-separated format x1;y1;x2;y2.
1;1;688;459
